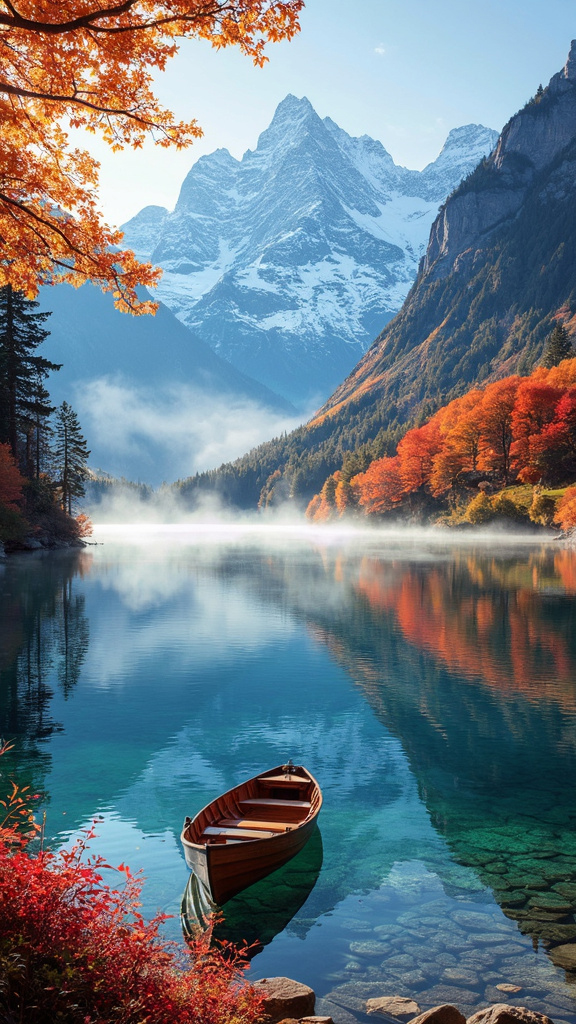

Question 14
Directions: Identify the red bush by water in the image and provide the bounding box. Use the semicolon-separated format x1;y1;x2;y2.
0;741;263;1024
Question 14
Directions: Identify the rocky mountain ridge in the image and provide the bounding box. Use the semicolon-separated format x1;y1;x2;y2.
423;41;576;280
316;40;576;426
122;100;497;405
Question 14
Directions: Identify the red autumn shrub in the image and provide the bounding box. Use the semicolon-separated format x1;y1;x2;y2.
0;742;263;1024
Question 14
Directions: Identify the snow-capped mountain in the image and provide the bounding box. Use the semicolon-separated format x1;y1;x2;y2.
122;97;497;406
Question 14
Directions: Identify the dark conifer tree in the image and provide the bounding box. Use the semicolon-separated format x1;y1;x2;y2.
0;285;60;464
22;374;56;480
542;324;573;368
53;402;91;514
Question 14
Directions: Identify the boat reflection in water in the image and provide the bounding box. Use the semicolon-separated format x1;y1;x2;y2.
181;826;323;955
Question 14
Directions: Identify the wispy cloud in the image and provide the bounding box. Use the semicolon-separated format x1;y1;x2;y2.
374;43;386;56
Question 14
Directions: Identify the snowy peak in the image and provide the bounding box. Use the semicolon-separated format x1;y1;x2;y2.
121;97;497;405
429;124;498;172
420;124;499;200
120;205;168;262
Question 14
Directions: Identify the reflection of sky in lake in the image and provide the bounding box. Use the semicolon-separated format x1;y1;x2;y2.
1;529;576;1021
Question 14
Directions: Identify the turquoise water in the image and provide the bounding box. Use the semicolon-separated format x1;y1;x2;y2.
1;526;576;1022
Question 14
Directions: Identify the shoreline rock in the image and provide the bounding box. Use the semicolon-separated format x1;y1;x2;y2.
260;980;563;1024
253;977;316;1023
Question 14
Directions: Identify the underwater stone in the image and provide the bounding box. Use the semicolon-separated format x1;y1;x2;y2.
528;894;574;912
366;996;421;1019
315;998;359;1024
549;943;576;969
324;982;391;1012
552;882;576;900
506;876;547;890
499;892;529;908
416;986;479;1007
451;911;493;930
350;941;390;957
442;969;480;988
540;864;574;882
538;924;576;944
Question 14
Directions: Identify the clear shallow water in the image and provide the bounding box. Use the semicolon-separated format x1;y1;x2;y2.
1;527;576;1022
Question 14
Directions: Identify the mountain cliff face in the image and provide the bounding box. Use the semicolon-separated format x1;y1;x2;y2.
313;41;576;431
122;100;497;405
423;43;576;279
174;42;576;509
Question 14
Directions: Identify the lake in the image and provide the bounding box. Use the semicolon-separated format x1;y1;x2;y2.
1;525;576;1022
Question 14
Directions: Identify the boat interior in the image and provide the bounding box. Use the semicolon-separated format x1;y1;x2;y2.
186;767;320;846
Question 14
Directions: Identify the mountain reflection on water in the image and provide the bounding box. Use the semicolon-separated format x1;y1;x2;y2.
1;533;576;1020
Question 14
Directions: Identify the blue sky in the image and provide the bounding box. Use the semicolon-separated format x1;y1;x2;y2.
89;0;576;227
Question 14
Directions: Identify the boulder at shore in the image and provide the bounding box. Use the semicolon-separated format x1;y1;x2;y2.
252;977;316;1023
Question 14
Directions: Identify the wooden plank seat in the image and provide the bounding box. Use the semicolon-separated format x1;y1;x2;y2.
202;826;276;840
241;798;311;809
217;817;288;832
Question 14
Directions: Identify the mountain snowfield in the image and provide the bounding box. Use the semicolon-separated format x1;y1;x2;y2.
122;97;498;406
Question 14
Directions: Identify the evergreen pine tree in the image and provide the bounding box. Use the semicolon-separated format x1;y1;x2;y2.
22;374;56;480
0;285;60;463
53;402;91;514
541;324;573;368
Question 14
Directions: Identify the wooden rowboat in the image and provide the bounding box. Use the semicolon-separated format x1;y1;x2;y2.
180;762;322;906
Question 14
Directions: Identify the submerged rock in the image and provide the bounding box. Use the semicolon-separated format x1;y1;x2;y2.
548;943;576;969
366;996;421;1019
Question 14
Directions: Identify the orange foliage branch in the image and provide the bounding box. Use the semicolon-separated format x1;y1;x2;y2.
0;0;303;310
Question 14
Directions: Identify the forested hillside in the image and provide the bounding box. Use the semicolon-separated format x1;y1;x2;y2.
306;351;576;532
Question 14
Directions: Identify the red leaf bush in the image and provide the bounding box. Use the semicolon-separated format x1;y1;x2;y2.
0;741;264;1024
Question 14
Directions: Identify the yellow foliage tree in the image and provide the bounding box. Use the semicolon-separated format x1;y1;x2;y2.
0;0;303;311
554;486;576;532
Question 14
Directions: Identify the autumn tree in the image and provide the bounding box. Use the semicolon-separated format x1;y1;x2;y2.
554;486;576;532
53;402;91;514
0;286;60;463
510;380;564;483
523;392;576;485
0;0;303;310
477;377;520;484
352;456;405;516
397;421;442;494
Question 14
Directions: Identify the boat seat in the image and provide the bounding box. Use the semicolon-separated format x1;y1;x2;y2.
218;817;288;832
202;826;276;840
241;798;311;809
